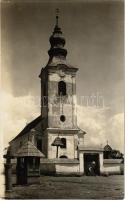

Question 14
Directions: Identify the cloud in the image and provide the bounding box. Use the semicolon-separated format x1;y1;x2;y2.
1;91;124;153
106;113;124;152
1;90;40;147
77;105;124;152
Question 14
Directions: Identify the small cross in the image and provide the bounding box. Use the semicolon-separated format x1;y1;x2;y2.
56;8;59;26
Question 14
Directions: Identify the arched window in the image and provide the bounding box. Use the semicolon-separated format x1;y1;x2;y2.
58;81;66;96
60;138;66;149
59;155;68;158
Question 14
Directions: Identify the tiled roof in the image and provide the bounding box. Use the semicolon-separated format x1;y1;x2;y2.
15;141;45;157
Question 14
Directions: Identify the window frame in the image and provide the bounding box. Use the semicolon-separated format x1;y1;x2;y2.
58;81;67;96
60;138;67;149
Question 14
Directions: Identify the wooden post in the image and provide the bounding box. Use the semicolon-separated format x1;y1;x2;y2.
4;161;12;192
56;146;59;158
3;147;14;192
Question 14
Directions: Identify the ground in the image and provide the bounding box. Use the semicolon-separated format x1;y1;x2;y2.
4;175;124;199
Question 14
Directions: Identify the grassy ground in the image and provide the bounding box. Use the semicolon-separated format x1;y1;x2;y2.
4;175;124;199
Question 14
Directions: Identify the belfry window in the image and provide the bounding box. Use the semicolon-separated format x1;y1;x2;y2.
60;138;66;149
58;81;66;96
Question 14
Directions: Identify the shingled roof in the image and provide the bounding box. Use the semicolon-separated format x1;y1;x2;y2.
10;116;42;143
15;141;45;157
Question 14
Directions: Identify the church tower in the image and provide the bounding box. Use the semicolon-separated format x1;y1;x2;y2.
8;10;104;178
39;10;80;159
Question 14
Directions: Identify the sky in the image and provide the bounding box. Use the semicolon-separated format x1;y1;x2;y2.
1;0;124;152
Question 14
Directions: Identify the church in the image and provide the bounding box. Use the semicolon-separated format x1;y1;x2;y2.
8;12;123;180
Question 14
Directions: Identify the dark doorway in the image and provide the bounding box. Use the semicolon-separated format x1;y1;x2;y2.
84;153;100;176
16;157;27;184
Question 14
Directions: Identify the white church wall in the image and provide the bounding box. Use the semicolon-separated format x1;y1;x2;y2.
102;166;121;175
56;163;80;174
99;152;104;174
79;152;84;174
101;159;123;175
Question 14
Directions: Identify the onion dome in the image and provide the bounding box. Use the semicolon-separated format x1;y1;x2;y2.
104;141;112;152
48;9;67;59
49;26;65;47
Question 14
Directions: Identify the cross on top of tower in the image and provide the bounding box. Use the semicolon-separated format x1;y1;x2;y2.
48;9;67;59
56;8;59;26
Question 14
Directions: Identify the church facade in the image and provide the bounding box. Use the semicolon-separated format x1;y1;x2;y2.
9;13;122;177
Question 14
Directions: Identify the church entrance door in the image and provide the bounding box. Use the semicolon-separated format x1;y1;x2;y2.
84;153;100;176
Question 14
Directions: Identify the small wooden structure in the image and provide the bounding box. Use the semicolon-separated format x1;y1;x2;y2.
15;141;45;185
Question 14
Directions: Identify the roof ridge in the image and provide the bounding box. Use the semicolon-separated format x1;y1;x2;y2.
10;115;42;143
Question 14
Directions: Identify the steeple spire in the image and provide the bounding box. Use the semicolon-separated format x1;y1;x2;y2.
48;9;67;61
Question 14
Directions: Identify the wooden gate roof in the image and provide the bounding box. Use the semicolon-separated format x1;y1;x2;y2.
15;141;45;157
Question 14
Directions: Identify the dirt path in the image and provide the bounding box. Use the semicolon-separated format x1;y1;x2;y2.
4;175;124;199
